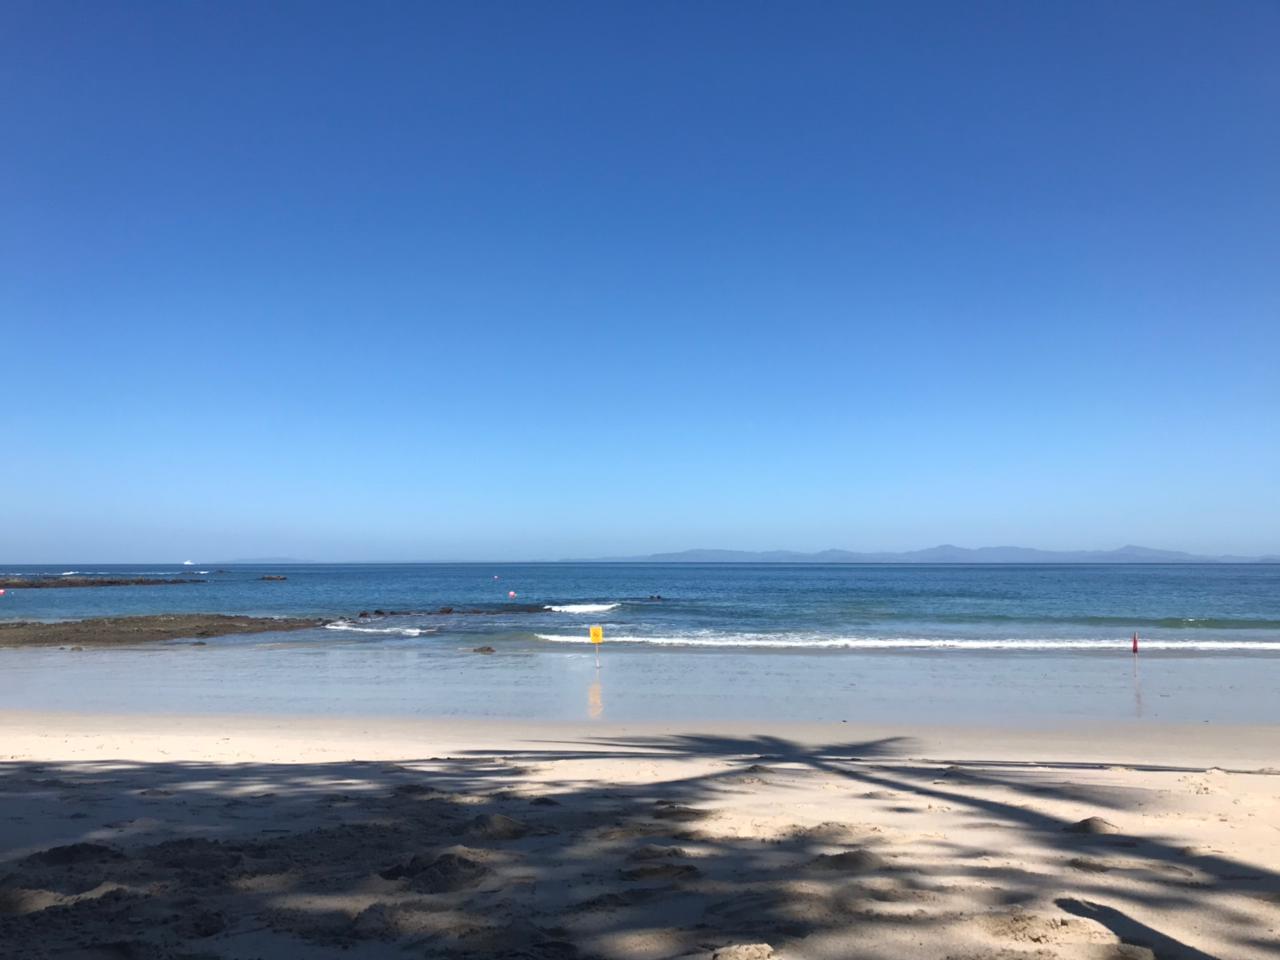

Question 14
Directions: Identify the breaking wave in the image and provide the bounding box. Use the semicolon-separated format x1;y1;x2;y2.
544;603;621;614
325;621;437;638
533;633;1280;652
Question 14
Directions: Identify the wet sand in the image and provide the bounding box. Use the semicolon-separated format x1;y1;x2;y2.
0;615;325;648
1;712;1277;959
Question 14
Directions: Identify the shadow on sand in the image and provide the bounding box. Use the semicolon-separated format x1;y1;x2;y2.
2;733;1276;959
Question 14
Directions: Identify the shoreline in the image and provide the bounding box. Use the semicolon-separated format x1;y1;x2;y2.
1;711;1277;959
0;614;326;648
2;708;1278;767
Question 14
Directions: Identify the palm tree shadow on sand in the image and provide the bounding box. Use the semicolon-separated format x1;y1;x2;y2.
0;732;1274;958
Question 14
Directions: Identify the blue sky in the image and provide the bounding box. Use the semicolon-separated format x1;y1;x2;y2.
2;1;1277;562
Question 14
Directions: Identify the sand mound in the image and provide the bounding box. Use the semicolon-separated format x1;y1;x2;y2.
351;901;467;940
143;837;242;870
463;813;530;840
22;843;123;867
173;909;227;939
1067;857;1114;873
462;919;582;958
713;946;776;960
382;846;492;893
1064;817;1119;835
786;821;864;843
652;801;710;821
0;886;62;915
627;844;689;861
620;861;702;881
809;848;885;873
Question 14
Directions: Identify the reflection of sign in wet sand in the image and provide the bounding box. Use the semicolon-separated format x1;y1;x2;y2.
588;677;603;719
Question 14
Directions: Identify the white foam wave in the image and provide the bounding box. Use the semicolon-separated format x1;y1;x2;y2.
325;621;436;638
533;633;1280;652
60;571;80;576
545;603;621;614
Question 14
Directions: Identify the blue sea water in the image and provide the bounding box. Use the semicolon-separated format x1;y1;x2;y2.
3;562;1279;652
3;564;1277;723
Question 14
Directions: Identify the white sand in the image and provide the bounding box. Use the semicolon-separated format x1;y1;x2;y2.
2;711;1278;959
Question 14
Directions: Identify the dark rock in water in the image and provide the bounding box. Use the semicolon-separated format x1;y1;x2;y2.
438;606;454;614
0;577;206;589
373;609;386;616
358;610;371;618
260;575;287;581
23;842;124;867
1064;816;1120;835
473;646;496;654
809;848;885;873
530;796;560;806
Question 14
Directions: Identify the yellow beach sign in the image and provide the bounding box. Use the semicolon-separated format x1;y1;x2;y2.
589;625;603;644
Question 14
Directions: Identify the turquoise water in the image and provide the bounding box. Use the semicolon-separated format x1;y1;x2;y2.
3;562;1279;652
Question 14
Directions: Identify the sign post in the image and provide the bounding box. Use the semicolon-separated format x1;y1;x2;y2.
590;624;603;668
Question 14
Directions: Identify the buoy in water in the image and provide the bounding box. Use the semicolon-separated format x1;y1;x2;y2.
508;590;517;599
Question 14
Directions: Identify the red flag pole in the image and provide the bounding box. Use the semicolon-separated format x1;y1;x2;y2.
1132;631;1139;655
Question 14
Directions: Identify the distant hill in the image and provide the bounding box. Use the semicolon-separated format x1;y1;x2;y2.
569;545;1280;563
216;557;310;564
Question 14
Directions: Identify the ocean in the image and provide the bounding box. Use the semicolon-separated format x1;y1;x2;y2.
3;563;1278;724
4;562;1280;651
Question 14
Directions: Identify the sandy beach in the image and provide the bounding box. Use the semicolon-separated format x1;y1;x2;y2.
2;711;1277;959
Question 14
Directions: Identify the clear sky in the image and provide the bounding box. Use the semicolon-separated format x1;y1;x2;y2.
2;1;1277;562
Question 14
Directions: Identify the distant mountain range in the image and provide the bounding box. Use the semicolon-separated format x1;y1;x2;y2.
569;545;1280;563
